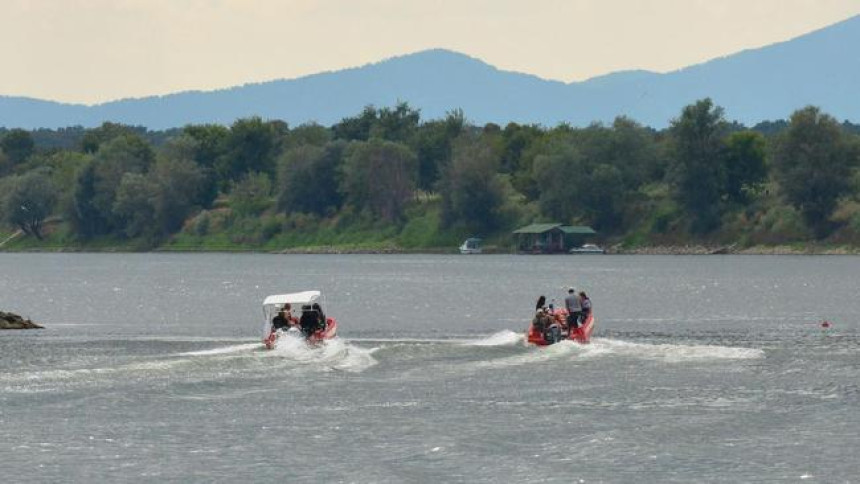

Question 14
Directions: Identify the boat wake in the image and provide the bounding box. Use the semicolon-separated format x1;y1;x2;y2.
459;336;763;372
179;343;261;356
2;337;378;393
580;338;765;362
260;334;378;372
462;330;524;347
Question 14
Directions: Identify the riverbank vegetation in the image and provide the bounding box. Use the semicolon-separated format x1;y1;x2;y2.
1;100;859;252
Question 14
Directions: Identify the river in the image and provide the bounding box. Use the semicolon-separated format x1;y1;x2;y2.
1;253;858;482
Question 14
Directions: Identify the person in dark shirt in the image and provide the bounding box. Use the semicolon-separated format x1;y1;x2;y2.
579;291;592;322
271;304;293;331
564;287;582;330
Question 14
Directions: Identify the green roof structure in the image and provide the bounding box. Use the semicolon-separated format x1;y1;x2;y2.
559;226;597;235
512;223;597;253
512;223;563;234
512;223;595;235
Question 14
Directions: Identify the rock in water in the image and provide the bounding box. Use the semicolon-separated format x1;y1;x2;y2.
0;311;44;329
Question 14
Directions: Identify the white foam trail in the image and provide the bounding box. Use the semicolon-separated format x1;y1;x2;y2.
473;340;581;369
580;338;765;362
463;330;524;347
265;333;378;372
179;343;261;356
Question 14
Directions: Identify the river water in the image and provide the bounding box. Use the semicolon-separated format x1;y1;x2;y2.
1;253;858;482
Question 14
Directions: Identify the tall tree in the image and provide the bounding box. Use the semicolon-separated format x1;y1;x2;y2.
532;140;585;223
667;98;728;233
440;135;507;232
372;102;421;142
412;109;465;191
1;129;35;166
81;122;139;154
181;124;229;168
772;106;859;237
276;141;345;216
230;172;272;216
340;140;418;221
723;131;767;204
69;134;154;237
1;170;56;239
216;117;282;184
332;106;378;141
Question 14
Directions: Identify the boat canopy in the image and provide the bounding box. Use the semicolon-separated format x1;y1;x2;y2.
263;291;320;308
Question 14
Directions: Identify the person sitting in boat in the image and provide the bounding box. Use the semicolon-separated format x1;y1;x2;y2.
579;291;592;322
535;295;547;312
299;305;320;337
271;304;293;331
312;303;327;330
565;287;582;330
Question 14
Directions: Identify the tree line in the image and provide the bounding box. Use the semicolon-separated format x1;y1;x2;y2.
1;99;859;248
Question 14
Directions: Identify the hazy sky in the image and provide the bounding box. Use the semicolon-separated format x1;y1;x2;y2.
3;0;859;104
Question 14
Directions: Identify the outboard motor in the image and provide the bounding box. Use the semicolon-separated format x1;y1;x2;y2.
545;324;562;344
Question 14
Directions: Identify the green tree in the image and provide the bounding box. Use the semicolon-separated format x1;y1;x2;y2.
340;140;418;221
113;173;157;238
181;124;230;168
230;172;272;216
532;140;585;223
723;131;767;204
412;109;465;191
161;134;219;208
0;150;10;177
215;117;283;185
440;135;508;232
68;134;154;238
1;170;56;239
276;141;345;216
579;163;626;231
332;106;378;141
148;156;207;234
372;102;421;142
81;122;139;154
772;106;859;237
112;156;207;240
1;129;35;166
285;123;331;149
667;98;728;233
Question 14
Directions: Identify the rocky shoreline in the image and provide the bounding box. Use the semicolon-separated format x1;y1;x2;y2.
610;244;860;255
3;243;859;256
0;311;44;330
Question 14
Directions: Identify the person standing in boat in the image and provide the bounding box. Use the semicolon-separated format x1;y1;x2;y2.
565;287;582;330
579;291;592;323
532;295;549;333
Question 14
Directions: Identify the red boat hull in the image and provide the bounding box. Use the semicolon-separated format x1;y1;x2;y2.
263;317;338;349
527;310;595;346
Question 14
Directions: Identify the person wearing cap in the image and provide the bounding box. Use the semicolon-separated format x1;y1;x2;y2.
564;287;582;330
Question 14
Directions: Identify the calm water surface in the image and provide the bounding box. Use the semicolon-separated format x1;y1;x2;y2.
1;253;858;482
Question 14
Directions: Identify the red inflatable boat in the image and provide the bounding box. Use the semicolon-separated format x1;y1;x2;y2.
526;308;595;345
261;291;338;349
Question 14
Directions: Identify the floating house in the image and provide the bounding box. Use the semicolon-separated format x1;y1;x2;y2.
513;223;597;253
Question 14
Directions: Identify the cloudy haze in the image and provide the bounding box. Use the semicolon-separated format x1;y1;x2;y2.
3;0;859;104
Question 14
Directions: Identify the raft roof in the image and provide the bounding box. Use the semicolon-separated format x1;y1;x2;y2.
512;223;595;235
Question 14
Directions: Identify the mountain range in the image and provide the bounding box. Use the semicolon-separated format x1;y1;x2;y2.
2;15;859;130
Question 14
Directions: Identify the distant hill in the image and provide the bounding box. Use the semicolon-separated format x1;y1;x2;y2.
2;15;859;130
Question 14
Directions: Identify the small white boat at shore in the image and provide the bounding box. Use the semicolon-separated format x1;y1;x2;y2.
459;238;483;254
569;243;605;254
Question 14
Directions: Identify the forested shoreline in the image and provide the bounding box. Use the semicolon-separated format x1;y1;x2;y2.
1;99;859;253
